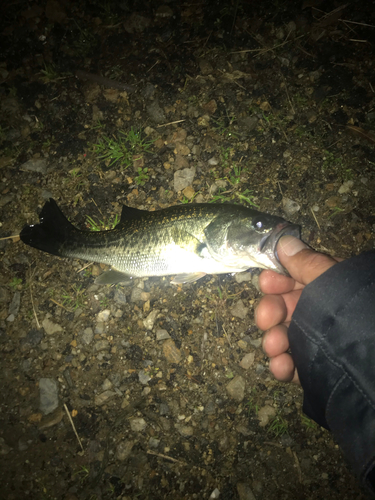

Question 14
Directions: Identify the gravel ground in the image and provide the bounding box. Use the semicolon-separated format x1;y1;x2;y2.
1;1;374;499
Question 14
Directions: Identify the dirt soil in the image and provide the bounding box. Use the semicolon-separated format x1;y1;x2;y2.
1;1;375;499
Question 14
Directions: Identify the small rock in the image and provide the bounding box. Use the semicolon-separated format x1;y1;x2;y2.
231;299;248;319
174;167;196;192
175;424;194;437
0;437;12;455
20;158;47;174
162;338;182;364
131;287;144;302
282;197;301;217
102;378;113;391
147;100;166;124
81;327;94;345
130;417;147;432
210;488;220;499
182;186;195;199
143;309;159;330
97;309;110;322
39;378;59;415
237;116;258;132
205;400;216;415
240;352;255;370
257;405;276;427
116;440;135;461
138;370;151;385
148;437;160;449
94;340;110;352
42;317;63;335
159;403;170;415
156;329;170;340
8;291;20;317
325;196;341;208
235;272;252;283
95;390;116;405
20;329;43;351
237;482;256;500
114;289;127;304
226;375;245;402
338;180;354;194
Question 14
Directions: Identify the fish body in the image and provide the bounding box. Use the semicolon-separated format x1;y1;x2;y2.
20;199;300;284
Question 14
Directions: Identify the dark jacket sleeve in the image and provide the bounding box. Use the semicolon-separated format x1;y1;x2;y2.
288;251;375;495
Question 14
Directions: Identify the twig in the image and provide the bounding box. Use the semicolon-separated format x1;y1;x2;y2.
49;298;70;311
147;450;185;464
280;73;295;115
77;262;93;273
0;235;19;241
28;268;40;329
310;207;321;230
293;451;303;483
222;324;233;348
64;404;84;452
157;119;186;128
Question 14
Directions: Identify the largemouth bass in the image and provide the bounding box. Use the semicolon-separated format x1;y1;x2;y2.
20;199;300;284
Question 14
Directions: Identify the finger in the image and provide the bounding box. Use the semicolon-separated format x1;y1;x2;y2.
256;289;301;330
269;353;300;384
255;294;287;330
259;269;303;294
277;236;338;285
262;324;289;357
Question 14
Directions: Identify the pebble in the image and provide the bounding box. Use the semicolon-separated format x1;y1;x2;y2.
257;405;276;427
97;309;110;322
148;437;160;449
182;186;195;199
338;180;354;194
102;378;113;390
130;417;147;432
94;390;116;405
8;291;20;317
210;488;220;499
0;437;12;455
235;272;252;283
175;424;194;437
94;340;110;352
20;329;44;351
131;287;149;302
114;289;127;304
159;403;170;415
138;370;151;385
174;167;196;192
162;338;182;364
226;375;245;402
282;197;301;217
20;158;47;174
116;440;135;461
156;329;170;340
237;482;256;500
143;309;159;330
231;300;248;319
39;378;59;415
42;317;63;336
240;352;255;370
81;327;94;345
205;400;216;415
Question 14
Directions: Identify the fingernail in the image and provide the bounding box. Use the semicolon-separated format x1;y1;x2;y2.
278;235;308;257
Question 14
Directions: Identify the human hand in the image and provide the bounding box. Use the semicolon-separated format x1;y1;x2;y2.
255;236;339;384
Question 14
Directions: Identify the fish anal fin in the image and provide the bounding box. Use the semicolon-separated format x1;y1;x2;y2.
171;272;206;284
95;269;132;285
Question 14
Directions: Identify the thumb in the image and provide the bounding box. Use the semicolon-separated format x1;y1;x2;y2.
277;235;338;286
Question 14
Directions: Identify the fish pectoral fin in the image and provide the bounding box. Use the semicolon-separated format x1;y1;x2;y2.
170;227;206;256
171;272;206;284
95;269;132;285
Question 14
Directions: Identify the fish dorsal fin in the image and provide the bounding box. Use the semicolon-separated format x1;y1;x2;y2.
118;205;148;225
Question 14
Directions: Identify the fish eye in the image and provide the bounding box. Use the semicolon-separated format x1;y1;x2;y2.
253;218;264;231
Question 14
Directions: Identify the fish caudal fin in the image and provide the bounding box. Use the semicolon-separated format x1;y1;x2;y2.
20;198;76;257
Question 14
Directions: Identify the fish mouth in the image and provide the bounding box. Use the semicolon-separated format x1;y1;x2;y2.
260;222;301;262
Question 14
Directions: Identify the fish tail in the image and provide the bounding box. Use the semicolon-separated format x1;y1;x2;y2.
20;198;76;257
